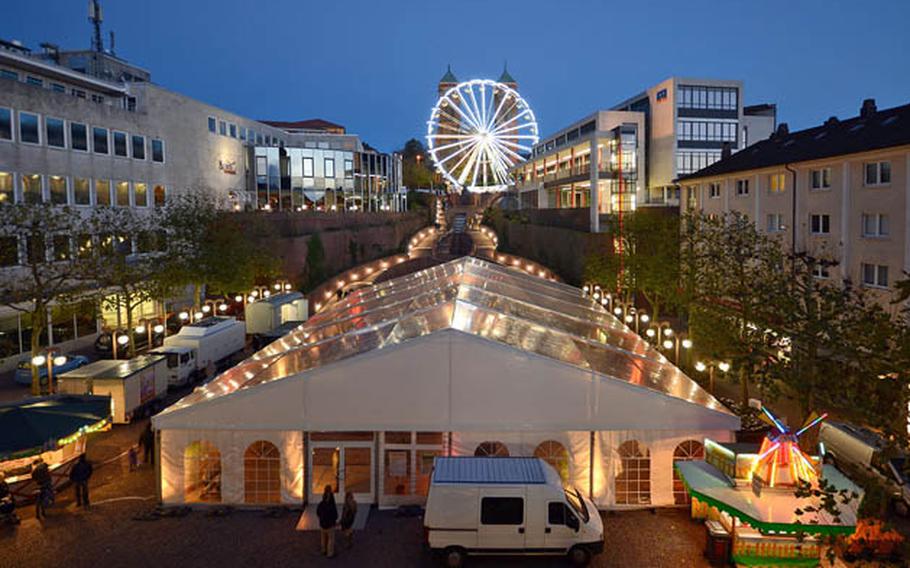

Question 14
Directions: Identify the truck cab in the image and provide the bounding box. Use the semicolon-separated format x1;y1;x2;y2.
424;457;604;567
149;346;197;388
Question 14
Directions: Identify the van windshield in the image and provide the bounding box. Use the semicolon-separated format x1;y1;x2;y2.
565;488;589;523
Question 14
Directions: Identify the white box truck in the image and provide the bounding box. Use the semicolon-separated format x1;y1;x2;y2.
424;457;604;567
245;292;307;335
56;355;168;424
150;317;246;388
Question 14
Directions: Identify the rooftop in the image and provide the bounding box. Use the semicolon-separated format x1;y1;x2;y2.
261;118;346;133
679;99;910;180
432;457;548;485
439;64;458;84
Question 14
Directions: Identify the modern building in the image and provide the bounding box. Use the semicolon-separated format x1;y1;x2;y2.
153;257;738;510
678;99;910;314
509;77;776;231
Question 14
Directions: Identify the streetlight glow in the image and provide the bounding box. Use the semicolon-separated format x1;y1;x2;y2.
218;303;228;312
234;295;243;302
53;355;67;366
193;312;204;321
640;314;650;323
202;305;212;313
135;325;146;334
718;362;731;373
645;329;656;338
663;328;673;337
695;361;707;372
31;355;46;367
613;307;622;316
662;339;674;350
178;311;189;321
117;335;129;346
682;339;693;349
153;324;165;334
624;314;633;323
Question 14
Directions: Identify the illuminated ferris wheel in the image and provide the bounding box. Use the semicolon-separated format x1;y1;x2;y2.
426;79;539;193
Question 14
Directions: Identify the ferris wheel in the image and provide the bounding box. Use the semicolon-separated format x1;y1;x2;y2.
426;79;539;193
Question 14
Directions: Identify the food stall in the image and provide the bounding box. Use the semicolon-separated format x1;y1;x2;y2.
0;395;111;503
676;409;861;567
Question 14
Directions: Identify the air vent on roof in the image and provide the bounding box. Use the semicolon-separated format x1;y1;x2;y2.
860;98;877;118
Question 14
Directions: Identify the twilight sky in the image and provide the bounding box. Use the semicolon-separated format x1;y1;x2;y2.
4;0;909;152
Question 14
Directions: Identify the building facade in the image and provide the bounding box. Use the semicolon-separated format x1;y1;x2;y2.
679;99;910;314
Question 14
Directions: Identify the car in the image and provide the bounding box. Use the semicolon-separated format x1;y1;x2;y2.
14;354;91;386
819;421;910;516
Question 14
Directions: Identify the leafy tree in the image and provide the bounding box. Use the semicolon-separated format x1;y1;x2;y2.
302;232;327;293
399;138;436;189
0;204;90;394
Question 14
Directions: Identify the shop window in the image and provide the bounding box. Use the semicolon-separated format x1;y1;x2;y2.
534;440;569;483
416;432;443;445
244;440;281;504
615;440;650;505
416;449;441;496
21;174;43;204
184;441;222;503
384;449;411;496
153;185;166;207
673;440;704;505
474;441;509;457
73;178;90;205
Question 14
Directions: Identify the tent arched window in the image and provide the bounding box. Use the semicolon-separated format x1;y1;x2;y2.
184;440;221;503
534;440;569;483
615;440;650;505
244;440;282;504
672;440;704;505
474;441;509;457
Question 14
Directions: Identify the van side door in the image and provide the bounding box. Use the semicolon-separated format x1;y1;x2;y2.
477;489;526;551
544;501;579;551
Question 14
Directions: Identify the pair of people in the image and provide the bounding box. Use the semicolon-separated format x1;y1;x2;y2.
316;485;357;558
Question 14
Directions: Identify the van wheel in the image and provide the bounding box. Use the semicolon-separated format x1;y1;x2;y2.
441;547;466;568
568;545;591;567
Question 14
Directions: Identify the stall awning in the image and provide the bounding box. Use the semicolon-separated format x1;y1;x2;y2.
0;395;111;459
675;461;861;536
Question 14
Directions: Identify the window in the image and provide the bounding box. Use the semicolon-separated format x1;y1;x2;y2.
70;122;88;151
534;440;569;483
677;120;737;142
208;117;216;133
812;264;830;279
480;497;523;525
116;181;130;207
0;237;17;267
92;126;108;154
615;440;651;505
219;120;226;136
184;441;221;503
71;88;86;99
21;174;42;204
548;502;578;526
19;112;40;144
52;235;70;261
113;131;128;157
43;117;64;148
239;128;246;141
256;133;263;145
673;441;704;505
73;178;90;205
677;86;738;110
708;183;720;199
676;151;723;175
474;441;509;457
862;263;889;288
229;124;237;138
324;158;335;178
48;176;67;205
862;213;889;238
131;135;145;160
26;76;43;87
243;441;281;504
95;179;111;206
810;214;830;235
50;83;65;93
810;168;831;190
0;69;18;80
134;183;148;207
90;94;104;104
766;213;784;233
0;108;10;140
151;139;164;162
344;159;354;179
735;179;749;196
153;185;166;207
768;173;785;193
303;157;314;178
865;161;891;186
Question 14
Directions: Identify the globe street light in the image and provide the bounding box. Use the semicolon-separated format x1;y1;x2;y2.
694;360;732;394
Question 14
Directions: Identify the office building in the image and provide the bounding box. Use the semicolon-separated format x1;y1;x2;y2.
679;99;910;314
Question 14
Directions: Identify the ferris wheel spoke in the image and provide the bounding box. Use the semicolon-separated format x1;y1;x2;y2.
457;86;484;133
435;139;480;168
446;139;482;174
494;139;534;153
442;94;482;132
491;109;533;135
488;93;512;131
492;121;534;138
430;138;480;154
457;143;482;185
491;97;521;130
488;138;525;167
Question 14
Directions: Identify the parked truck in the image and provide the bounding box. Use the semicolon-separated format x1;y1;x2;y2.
149;317;246;388
245;292;307;335
56;355;168;424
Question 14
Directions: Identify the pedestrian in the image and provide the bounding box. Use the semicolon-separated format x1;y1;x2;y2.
31;458;53;520
69;454;93;508
138;423;154;466
340;491;357;549
128;445;139;472
316;485;338;558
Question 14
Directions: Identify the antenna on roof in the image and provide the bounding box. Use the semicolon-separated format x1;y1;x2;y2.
109;30;115;55
88;0;104;53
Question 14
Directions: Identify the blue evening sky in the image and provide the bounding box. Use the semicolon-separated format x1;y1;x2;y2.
4;0;909;152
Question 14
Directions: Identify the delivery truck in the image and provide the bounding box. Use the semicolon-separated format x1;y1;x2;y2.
149;317;246;388
56;355;168;424
424;457;604;567
245;292;307;335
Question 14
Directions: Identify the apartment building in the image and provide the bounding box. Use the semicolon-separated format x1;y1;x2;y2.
679;99;910;313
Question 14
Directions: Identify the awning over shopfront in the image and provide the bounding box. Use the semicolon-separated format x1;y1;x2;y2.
675;460;861;535
153;257;739;433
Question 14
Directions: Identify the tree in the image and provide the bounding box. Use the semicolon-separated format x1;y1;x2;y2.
301;232;327;293
399;138;436;189
0;204;90;394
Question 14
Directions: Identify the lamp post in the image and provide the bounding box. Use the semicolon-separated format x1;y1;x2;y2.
111;332;129;360
661;333;693;366
645;321;674;346
694;360;731;394
31;349;67;394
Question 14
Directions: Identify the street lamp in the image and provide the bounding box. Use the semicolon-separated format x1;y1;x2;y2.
31;351;68;395
112;333;129;360
694;360;731;394
647;321;674;346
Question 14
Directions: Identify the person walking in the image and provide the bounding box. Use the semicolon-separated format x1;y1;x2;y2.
340;491;357;549
138;424;154;466
69;454;93;508
316;485;338;558
31;458;53;520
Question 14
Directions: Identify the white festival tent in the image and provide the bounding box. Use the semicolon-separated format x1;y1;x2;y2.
153;257;739;508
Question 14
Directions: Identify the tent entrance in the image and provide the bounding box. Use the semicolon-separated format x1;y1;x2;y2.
308;440;374;504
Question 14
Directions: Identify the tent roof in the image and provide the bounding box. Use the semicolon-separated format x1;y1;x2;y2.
0;395;111;459
155;257;736;431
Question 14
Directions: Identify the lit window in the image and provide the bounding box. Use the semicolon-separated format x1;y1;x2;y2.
21;174;43;204
534;440;569;483
673;441;703;505
73;178;90;206
474;441;509;457
95;179;111;206
303;157;314;178
768;173;785;193
324;158;335;178
116;181;130;207
134;183;148;207
49;175;68;205
243;441;281;504
0;171;13;204
615;440;650;505
153;185;166;207
184;441;222;503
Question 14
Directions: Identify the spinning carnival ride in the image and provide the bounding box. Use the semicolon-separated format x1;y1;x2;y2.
426;79;539;193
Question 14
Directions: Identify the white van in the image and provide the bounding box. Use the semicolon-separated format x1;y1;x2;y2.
424;457;604;567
